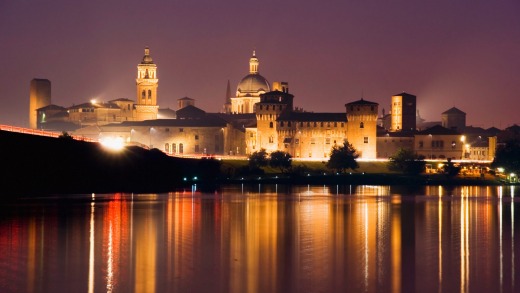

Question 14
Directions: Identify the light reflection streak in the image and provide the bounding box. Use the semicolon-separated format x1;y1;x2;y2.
362;201;369;291
391;203;401;293
499;191;503;291
88;199;95;293
512;189;515;290
438;195;443;293
460;189;469;293
107;223;113;293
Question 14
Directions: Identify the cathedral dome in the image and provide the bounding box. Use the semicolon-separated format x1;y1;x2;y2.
237;74;270;96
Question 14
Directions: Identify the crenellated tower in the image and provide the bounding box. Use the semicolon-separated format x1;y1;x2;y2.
346;99;378;159
135;47;159;120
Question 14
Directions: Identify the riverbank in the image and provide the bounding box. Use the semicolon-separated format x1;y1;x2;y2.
215;173;504;186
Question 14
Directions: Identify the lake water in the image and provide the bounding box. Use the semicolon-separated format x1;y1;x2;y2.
1;184;519;293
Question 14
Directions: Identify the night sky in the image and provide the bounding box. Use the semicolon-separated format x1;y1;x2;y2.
1;0;519;129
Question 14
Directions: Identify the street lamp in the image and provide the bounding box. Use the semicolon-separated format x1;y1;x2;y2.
149;127;155;148
460;135;466;159
429;134;432;160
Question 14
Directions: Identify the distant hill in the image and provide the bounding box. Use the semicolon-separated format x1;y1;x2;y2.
0;130;220;195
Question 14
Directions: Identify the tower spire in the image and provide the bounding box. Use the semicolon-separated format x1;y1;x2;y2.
225;80;232;103
249;51;259;74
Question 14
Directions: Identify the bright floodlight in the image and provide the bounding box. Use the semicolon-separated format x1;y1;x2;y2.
100;137;125;151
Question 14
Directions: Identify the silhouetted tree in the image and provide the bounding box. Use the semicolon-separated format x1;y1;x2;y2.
388;148;426;175
248;148;268;169
326;141;359;173
443;158;461;178
269;151;292;173
59;131;74;140
492;139;520;173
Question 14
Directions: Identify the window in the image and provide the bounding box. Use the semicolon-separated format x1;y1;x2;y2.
334;122;337;127
195;134;199;140
419;141;423;148
364;137;369;144
172;143;177;154
311;138;316;144
179;128;184;132
325;138;331;144
341;123;344;127
269;136;274;143
195;145;199;152
269;122;273;128
179;143;184;154
280;121;284;127
360;122;364;128
320;122;324;127
165;143;169;153
288;121;292;127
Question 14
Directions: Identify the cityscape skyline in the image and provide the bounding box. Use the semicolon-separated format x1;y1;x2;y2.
1;0;519;129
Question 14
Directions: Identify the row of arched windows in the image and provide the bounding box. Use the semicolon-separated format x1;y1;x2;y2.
165;143;183;154
141;90;153;101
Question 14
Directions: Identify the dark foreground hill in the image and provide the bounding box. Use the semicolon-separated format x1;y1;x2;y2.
0;130;220;195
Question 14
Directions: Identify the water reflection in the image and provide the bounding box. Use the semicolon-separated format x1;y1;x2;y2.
0;185;520;293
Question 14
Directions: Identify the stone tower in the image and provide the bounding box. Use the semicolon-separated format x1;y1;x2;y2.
391;92;416;131
29;79;51;129
346;99;378;159
441;107;466;131
255;89;293;153
135;47;159;121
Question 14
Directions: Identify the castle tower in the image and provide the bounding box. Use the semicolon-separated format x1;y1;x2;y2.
29;79;51;129
391;92;416;131
254;89;294;153
135;47;159;121
346;99;379;159
231;51;270;114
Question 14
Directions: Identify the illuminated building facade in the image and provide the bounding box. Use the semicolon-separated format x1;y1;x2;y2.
391;92;416;132
414;125;464;160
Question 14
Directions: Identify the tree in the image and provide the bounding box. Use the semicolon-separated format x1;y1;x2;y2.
326;141;359;173
492;139;520;174
269;151;292;173
59;131;74;140
388;148;426;175
248;148;268;169
443;158;461;178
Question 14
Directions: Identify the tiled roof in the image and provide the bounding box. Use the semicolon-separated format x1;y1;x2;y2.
417;125;460;135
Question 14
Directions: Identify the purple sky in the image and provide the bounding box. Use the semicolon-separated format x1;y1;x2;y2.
1;0;519;129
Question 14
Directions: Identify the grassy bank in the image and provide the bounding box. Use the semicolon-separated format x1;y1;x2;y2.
218;158;503;186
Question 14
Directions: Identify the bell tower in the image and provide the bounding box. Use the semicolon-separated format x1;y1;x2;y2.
135;47;159;120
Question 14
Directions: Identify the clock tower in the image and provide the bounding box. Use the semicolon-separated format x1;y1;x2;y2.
135;47;159;120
